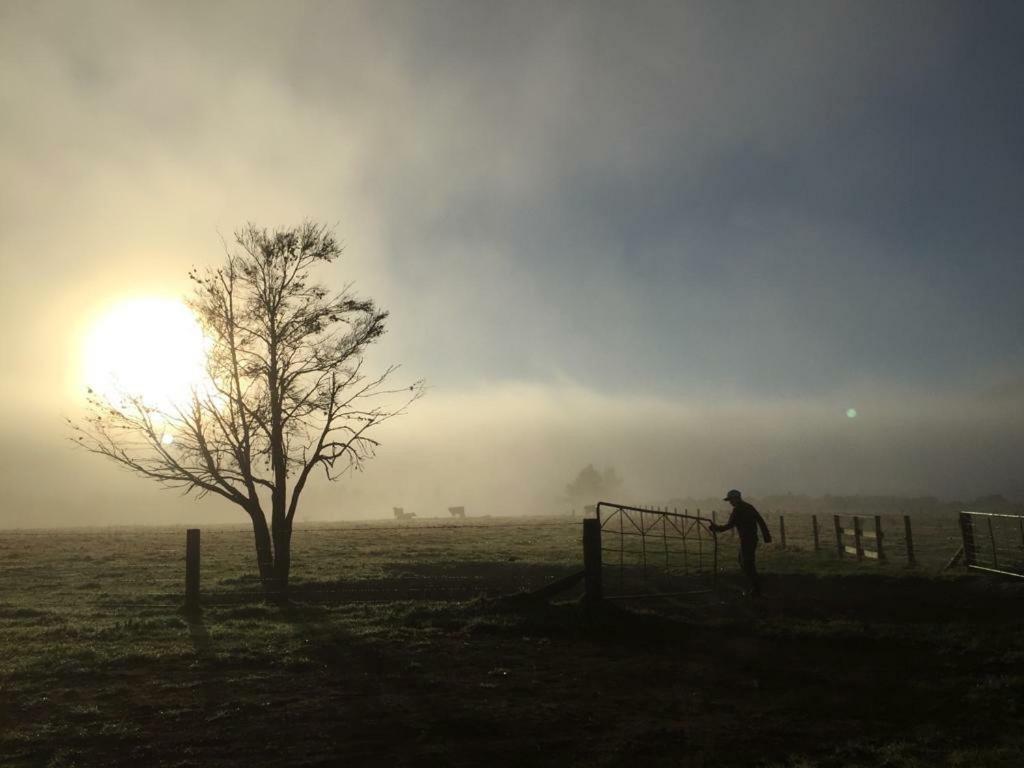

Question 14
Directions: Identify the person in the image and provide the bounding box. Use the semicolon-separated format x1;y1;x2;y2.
709;489;772;597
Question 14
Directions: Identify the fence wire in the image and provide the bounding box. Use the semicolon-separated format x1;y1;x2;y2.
4;509;1022;615
0;518;581;610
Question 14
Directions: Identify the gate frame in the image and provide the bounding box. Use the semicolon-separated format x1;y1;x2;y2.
584;501;718;602
958;510;1024;580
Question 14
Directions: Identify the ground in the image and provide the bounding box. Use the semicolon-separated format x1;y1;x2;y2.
1;517;1022;767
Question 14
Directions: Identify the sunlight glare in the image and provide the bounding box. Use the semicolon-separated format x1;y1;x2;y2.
82;297;212;413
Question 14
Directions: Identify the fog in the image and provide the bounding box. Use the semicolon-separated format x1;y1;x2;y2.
5;378;1023;528
2;2;1023;527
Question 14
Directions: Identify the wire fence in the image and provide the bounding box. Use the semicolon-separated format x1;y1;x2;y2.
616;506;966;569
0;518;582;610
2;508;1020;614
754;510;965;567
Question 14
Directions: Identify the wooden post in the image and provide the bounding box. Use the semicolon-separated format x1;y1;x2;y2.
834;515;844;558
582;518;602;603
874;515;885;562
812;515;820;552
661;514;670;570
903;515;916;566
778;513;786;549
185;528;200;612
619;506;625;588
853;516;864;561
959;512;976;567
639;508;648;575
696;509;703;571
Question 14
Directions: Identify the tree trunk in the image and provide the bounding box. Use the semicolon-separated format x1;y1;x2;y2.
250;511;278;594
272;517;292;594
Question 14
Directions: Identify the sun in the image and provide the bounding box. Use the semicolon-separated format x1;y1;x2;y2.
82;297;212;412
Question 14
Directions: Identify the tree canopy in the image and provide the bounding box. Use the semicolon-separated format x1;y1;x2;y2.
71;221;423;590
565;464;624;507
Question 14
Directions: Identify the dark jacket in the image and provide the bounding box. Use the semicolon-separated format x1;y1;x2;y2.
713;500;771;544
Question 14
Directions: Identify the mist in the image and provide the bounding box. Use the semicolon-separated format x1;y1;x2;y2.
4;378;1021;528
2;2;1023;527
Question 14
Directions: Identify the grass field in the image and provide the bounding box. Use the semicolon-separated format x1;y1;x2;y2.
2;514;1023;767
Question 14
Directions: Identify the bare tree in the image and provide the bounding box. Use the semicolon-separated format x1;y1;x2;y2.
70;222;423;594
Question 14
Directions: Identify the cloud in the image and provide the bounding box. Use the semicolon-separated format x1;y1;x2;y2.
1;2;1023;524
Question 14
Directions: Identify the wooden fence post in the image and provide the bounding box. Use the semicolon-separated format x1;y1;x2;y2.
853;516;864;561
696;509;703;568
778;513;786;549
903;515;916;566
874;515;885;562
677;507;688;572
959;512;976;567
185;528;200;612
812;515;820;552
834;515;844;558
582;518;602;603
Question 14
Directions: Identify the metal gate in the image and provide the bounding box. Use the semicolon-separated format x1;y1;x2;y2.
959;510;1024;578
583;502;718;600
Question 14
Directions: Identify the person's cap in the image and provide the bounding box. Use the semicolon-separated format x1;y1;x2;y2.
723;489;742;501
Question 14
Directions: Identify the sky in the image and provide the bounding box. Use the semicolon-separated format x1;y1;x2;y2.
2;1;1024;526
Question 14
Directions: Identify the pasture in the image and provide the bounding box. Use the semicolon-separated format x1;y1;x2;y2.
2;514;1023;767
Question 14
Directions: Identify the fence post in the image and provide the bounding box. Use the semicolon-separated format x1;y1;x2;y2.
640;508;648;575
959;512;976;567
874;515;885;562
185;528;200;612
853;516;864;561
696;509;703;569
834;515;843;558
582;518;602;603
903;515;916;566
812;515;820;552
778;513;786;549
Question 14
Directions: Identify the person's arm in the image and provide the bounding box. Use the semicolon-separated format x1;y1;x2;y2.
754;507;772;542
709;508;737;534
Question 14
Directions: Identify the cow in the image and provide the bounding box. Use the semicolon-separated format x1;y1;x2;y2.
393;507;416;521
